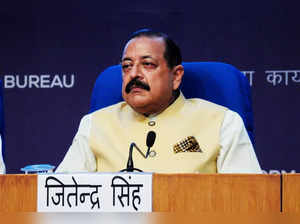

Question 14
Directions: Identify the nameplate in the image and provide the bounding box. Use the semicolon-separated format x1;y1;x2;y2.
37;173;152;212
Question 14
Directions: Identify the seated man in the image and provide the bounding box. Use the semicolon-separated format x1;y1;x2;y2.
57;29;261;173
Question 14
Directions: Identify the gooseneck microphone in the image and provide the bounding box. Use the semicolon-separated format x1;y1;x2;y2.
146;131;156;158
120;143;143;172
125;143;138;172
125;142;143;172
120;131;156;172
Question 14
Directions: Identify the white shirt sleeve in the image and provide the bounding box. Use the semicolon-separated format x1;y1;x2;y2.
217;110;262;173
0;135;6;174
56;114;97;173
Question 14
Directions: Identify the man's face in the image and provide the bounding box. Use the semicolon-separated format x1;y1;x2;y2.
121;36;183;115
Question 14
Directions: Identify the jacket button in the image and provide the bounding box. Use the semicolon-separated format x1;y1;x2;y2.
148;121;156;126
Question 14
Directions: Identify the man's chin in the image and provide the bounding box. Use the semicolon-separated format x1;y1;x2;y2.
126;96;150;112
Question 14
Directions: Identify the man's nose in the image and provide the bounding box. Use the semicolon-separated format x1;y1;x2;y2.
129;64;143;79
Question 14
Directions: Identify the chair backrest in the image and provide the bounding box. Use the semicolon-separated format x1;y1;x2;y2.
90;62;254;144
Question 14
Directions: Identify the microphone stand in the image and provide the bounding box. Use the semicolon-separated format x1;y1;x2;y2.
120;143;143;172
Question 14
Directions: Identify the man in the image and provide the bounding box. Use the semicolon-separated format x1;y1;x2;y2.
57;29;261;173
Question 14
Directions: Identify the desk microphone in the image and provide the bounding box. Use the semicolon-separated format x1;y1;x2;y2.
120;143;143;172
125;143;139;172
121;131;156;172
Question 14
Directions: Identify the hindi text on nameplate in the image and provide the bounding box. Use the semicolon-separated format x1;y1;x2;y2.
37;173;152;212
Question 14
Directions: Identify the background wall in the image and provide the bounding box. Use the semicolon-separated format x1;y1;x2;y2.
1;0;299;173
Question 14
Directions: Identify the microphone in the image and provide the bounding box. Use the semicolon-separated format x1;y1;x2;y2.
146;131;156;158
126;143;135;172
120;131;156;172
121;143;143;172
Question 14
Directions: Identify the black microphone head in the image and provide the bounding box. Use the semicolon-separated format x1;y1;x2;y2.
146;131;156;148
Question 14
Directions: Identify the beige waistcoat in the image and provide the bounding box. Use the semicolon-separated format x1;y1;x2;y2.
90;93;227;173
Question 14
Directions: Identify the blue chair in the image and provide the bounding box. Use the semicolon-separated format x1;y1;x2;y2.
90;62;254;144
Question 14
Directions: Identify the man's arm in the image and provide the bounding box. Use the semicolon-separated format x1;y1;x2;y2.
56;114;97;173
217;110;262;173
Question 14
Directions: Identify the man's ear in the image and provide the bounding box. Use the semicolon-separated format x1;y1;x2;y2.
172;65;184;90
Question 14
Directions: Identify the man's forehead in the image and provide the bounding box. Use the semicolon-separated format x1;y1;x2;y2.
122;55;155;62
122;36;166;59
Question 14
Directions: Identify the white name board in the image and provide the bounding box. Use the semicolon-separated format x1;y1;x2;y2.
37;173;152;212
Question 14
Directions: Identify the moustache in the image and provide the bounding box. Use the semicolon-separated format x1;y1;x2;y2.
125;78;150;93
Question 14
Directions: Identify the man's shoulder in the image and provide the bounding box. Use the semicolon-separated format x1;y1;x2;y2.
89;101;128;117
185;97;228;112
